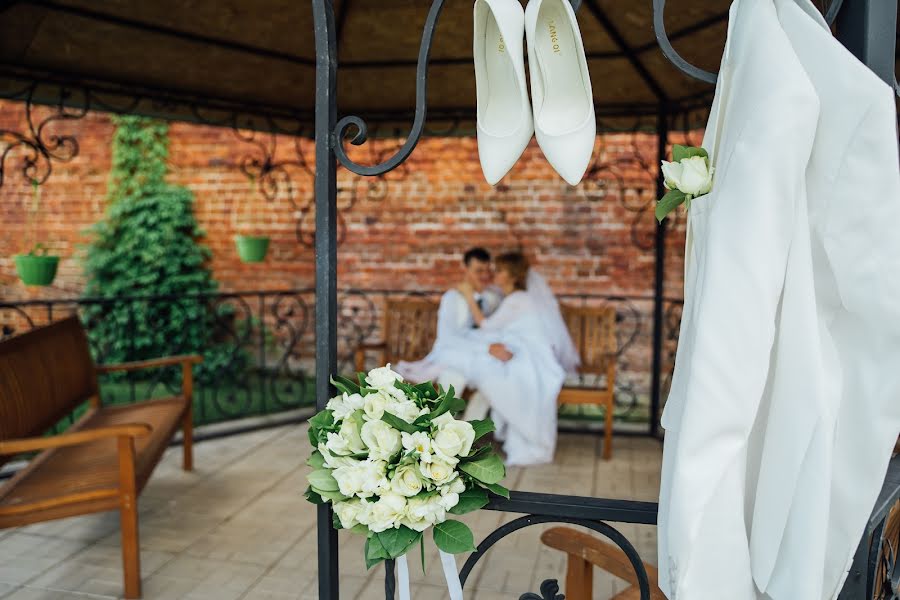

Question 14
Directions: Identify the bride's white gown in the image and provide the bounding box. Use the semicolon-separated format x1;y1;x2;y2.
469;290;566;466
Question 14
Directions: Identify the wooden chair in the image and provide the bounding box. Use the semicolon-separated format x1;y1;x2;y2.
559;305;618;460
0;317;201;599
541;527;665;600
354;298;440;371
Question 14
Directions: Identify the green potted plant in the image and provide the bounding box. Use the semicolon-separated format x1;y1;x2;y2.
234;173;270;263
14;180;60;286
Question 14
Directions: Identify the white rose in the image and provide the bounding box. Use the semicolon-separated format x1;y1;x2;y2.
402;431;432;462
361;420;402;461
419;458;458;486
432;412;454;428
327;392;365;420
678;156;713;195
318;443;358;469
387;398;422;423
404;495;447;532
432;419;475;463
362;390;392;421
357;459;390;498
438;478;466;511
390;463;424;497
368;493;408;533
365;364;403;390
324;431;351;457
333;499;363;529
338;413;367;455
332;463;365;497
661;160;683;191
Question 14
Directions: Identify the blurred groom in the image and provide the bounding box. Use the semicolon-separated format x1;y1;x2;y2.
395;247;501;407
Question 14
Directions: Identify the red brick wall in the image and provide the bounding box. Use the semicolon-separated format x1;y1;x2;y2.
0;101;689;303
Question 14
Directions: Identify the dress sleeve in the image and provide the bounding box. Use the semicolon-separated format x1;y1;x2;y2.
436;291;466;341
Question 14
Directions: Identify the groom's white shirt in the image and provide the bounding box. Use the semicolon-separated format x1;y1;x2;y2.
657;0;820;597
426;286;502;377
759;2;900;598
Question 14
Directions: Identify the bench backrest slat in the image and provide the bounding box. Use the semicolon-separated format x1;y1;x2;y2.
561;305;617;376
0;316;98;442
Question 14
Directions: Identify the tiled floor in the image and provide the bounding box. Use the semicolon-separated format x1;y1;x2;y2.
0;423;662;599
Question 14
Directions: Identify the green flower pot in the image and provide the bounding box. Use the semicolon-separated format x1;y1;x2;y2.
235;235;270;263
14;254;60;286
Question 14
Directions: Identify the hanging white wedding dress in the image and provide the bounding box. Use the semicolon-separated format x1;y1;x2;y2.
468;271;579;466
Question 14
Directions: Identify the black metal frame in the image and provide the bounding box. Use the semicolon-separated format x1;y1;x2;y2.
311;0;899;598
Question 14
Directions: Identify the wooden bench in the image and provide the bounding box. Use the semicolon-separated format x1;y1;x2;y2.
0;317;201;599
541;526;665;600
354;298;618;459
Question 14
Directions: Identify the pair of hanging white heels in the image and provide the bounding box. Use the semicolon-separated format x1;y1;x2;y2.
474;0;595;186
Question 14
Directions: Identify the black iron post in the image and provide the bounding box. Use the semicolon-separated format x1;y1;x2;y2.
835;0;897;88
312;0;340;598
649;109;669;438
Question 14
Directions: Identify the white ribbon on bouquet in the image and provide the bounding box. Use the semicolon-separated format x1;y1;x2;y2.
395;550;464;600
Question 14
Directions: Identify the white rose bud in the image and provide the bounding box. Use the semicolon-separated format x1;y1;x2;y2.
405;495;447;532
327;392;365;420
318;443;358;469
361;420;402;461
357;459;390;498
365;364;403;390
388;398;422;424
324;431;351;457
339;413;367;455
368;493;408;533
660;160;683;191
675;156;713;196
390;463;424;497
420;458;458;486
432;419;476;463
332;464;365;497
362;390;392;421
333;499;363;529
432;412;454;427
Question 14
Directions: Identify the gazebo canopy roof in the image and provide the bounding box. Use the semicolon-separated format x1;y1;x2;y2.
0;0;887;133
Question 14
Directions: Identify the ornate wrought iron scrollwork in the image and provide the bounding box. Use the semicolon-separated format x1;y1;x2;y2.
0;83;85;187
332;0;447;177
520;579;565;600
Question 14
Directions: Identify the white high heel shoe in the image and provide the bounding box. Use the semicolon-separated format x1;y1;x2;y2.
525;0;595;185
474;0;534;185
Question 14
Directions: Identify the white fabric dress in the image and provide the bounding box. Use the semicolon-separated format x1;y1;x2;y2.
468;290;566;466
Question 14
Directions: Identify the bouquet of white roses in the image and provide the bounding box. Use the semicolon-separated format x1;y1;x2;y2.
305;365;507;569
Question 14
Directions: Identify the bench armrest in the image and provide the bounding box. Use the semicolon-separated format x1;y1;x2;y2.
96;354;203;374
355;342;386;372
0;423;153;455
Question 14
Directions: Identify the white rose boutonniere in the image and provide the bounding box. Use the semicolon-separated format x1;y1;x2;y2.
656;144;714;222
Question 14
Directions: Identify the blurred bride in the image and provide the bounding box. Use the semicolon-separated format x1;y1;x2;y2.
459;252;579;466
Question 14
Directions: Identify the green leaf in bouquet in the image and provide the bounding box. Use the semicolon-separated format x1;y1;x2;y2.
459;454;505;485
357;371;368;388
414;381;438;400
307;450;326;469
479;481;510;499
428;388;456;420
365;536;389;569
449;396;467;414
331;375;361;396
377;525;422;559
470;419;495;441
351;524;370;536
420;536;426;574
448;487;489;515
304;486;325;505
655;189;686;223
381;411;428;434
459;444;492;463
314;488;349;502
308;469;340;492
433;520;477;554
